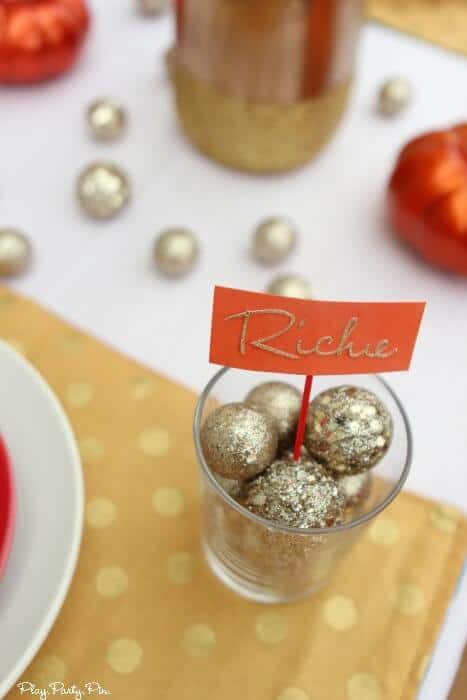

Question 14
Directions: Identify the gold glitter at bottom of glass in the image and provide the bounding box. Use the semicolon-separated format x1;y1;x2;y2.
173;64;351;173
203;477;374;597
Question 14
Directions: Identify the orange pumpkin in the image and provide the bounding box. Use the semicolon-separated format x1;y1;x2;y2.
387;124;467;276
0;0;90;84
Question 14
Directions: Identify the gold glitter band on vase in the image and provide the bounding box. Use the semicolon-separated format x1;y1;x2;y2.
365;0;467;55
173;62;351;173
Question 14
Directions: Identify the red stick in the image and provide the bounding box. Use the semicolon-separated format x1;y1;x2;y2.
293;375;314;461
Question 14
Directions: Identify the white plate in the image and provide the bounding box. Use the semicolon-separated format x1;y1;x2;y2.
0;341;83;697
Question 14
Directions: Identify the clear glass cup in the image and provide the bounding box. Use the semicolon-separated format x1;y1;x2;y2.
193;368;412;604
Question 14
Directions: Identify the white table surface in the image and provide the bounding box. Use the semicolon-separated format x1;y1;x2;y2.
1;2;466;698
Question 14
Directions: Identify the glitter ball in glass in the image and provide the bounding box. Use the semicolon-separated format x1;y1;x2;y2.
137;0;169;16
246;381;302;450
267;274;313;299
337;472;372;512
253;217;297;265
77;163;130;220
305;385;393;475
201;402;278;480
0;228;31;277
240;458;345;528
87;98;126;141
378;78;412;117
154;228;199;277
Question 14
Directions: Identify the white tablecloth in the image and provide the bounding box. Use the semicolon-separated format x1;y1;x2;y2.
2;2;466;698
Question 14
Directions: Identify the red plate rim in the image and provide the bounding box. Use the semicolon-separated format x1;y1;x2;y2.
0;434;16;578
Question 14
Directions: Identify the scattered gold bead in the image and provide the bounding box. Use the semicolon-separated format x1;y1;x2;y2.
154;228;199;277
0;228;32;277
267;274;313;300
137;0;170;16
253;217;297;264
87;98;126;141
77;163;130;220
378;78;412;117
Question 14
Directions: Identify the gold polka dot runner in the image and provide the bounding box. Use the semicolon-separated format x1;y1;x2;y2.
366;0;467;55
1;287;466;700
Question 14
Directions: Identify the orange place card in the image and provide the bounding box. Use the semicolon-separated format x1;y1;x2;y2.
209;287;425;376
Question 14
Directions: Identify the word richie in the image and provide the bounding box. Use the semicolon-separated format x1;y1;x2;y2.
225;309;398;361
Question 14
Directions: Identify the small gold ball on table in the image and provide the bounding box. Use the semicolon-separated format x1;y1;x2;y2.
267;274;313;299
136;0;170;16
87;99;126;141
0;228;32;277
378;78;412;117
77;163;130;220
201;402;279;480
253;217;297;264
305;385;393;476
245;381;302;450
154;228;199;277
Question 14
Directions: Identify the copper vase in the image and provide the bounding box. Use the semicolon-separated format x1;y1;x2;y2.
172;0;362;173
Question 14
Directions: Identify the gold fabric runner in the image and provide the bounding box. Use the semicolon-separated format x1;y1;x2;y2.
366;0;467;55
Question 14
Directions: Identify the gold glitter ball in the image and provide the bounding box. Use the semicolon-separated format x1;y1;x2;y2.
305;385;393;475
378;77;412;117
246;381;302;450
137;0;169;16
267;274;313;300
201;402;278;480
253;217;297;265
77;163;130;220
87;98;127;141
0;228;32;277
240;457;345;528
154;228;199;277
